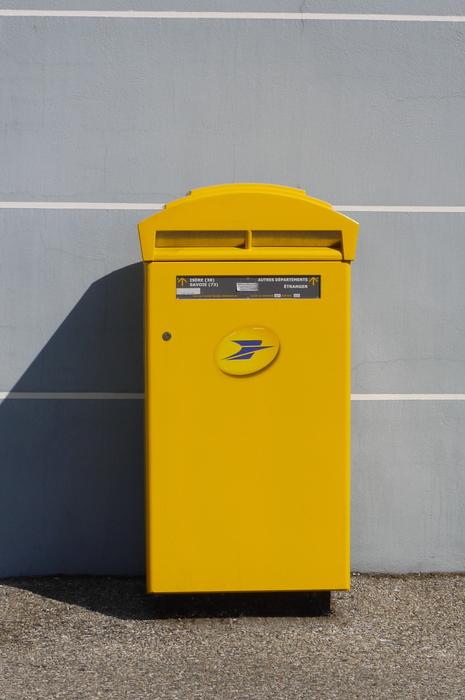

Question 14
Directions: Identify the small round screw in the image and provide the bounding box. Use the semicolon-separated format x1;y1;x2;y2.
162;331;172;341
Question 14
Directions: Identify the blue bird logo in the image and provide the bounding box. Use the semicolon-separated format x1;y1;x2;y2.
224;340;273;361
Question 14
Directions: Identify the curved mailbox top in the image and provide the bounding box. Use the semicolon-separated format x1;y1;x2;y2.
138;183;359;262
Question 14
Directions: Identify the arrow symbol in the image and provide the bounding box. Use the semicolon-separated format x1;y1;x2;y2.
309;277;319;286
178;277;188;287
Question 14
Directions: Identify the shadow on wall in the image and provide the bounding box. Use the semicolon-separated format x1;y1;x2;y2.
0;263;145;578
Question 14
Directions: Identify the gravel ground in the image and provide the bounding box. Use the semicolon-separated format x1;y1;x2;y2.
0;574;464;700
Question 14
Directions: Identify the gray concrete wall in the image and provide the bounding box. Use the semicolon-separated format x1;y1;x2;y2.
1;2;464;575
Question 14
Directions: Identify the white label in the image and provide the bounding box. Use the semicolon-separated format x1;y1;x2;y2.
236;282;259;292
177;287;201;295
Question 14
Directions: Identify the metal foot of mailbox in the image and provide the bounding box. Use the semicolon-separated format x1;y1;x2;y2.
150;591;331;618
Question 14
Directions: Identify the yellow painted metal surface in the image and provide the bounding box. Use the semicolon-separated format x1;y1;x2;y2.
139;184;358;594
139;183;358;262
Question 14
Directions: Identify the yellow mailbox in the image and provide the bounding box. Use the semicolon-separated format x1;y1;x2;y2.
138;184;358;610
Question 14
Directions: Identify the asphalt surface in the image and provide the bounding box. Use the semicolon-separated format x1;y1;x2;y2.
0;574;464;699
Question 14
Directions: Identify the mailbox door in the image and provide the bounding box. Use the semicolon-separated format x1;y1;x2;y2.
145;260;350;593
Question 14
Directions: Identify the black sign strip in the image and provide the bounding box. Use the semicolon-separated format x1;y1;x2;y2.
176;275;321;299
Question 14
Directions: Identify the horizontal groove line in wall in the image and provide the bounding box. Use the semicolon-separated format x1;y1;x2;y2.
1;393;465;401
1;11;465;22
1;203;465;213
0;392;145;400
351;394;465;401
0;202;165;210
336;206;465;213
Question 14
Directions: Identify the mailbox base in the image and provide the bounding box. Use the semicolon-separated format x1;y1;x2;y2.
150;591;331;618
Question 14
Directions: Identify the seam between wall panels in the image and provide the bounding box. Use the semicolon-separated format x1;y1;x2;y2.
1;393;465;401
1;11;465;22
1;203;465;212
